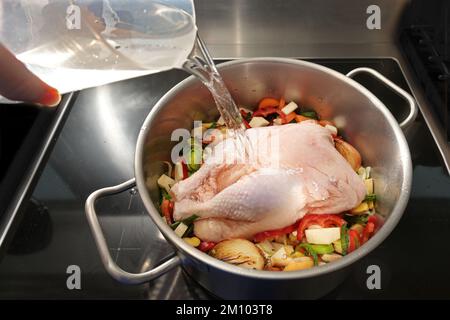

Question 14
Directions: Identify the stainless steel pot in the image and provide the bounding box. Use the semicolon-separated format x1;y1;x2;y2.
85;58;417;299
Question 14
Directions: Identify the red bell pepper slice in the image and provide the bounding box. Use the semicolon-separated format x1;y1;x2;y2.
253;223;298;242
297;214;346;241
258;97;279;109
181;161;189;179
198;241;216;252
361;215;377;244
348;229;361;253
161;199;174;224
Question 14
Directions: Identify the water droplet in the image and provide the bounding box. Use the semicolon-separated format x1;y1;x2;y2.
129;188;137;195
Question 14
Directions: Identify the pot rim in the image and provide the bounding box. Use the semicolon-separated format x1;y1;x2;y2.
135;57;412;280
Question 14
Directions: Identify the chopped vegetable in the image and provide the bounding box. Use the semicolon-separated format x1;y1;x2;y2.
160;199;174;224
357;167;367;179
350;202;370;214
297;110;318;119
295;114;312;123
283;257;314;271
344;213;369;225
340;224;349;256
321;253;342;263
283;112;297;124
365;193;376;202
252;107;287;122
273;118;283;126
239;109;252;128
171;214;199;230
210;239;264;270
297;214;346;241
305;227;341;245
334;137;362;171
365;178;374;194
258;97;280;109
198;241;216;252
174;161;189;181
271;246;293;267
174;223;189;238
161;189;171;201
347;229;361;253
187;142;202;172
361;215;377;244
333;239;343;254
183;237;201;247
365;166;372;178
157;174;175;193
256;240;276;256
350;223;364;235
281;101;299;115
310;244;334;255
249;116;270;128
253;223;298;242
296;243;319;265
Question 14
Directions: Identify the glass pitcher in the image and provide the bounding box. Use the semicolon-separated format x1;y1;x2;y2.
0;0;197;100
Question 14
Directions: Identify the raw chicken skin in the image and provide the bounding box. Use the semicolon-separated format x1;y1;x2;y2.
171;121;366;243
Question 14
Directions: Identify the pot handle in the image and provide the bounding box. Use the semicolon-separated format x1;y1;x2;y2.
85;178;180;284
346;67;418;129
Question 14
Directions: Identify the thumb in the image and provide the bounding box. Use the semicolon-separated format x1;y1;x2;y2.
0;44;61;107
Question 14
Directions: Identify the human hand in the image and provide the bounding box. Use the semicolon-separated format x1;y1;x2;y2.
0;44;61;107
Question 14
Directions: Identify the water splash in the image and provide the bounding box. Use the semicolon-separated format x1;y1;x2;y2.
183;36;254;164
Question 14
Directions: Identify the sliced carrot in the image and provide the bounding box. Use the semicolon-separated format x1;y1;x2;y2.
279;97;286;109
283;112;297;124
258;97;279;109
295;115;313;123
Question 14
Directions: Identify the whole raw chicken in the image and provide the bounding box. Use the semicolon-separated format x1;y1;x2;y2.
171;121;366;243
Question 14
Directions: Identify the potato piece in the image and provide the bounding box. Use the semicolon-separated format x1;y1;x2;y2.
333;240;343;254
283;257;314;271
321;253;342;263
271;247;293;267
210;239;264;270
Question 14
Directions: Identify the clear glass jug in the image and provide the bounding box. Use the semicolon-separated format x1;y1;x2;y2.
0;0;196;99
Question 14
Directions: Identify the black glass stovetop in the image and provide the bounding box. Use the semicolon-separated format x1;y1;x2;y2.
0;59;449;299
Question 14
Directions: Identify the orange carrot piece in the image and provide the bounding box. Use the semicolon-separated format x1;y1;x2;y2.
295;115;312;123
258;97;279;109
283;112;297;124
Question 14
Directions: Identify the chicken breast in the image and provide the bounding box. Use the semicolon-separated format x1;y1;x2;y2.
171;121;366;243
